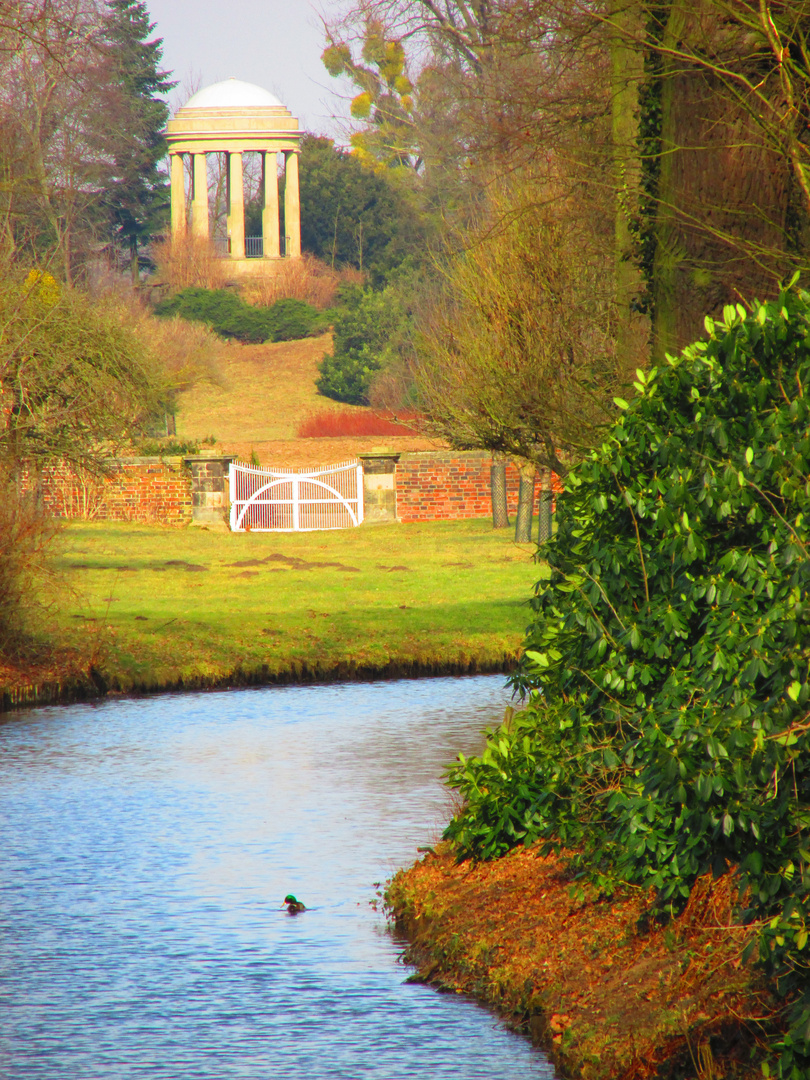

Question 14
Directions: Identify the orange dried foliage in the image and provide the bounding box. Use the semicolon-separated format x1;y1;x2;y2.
388;846;781;1080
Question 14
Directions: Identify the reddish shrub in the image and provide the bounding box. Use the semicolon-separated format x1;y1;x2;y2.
297;409;421;438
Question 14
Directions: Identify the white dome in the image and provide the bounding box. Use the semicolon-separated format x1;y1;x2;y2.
184;78;283;110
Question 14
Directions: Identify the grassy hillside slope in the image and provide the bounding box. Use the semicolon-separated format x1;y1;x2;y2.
175;333;438;466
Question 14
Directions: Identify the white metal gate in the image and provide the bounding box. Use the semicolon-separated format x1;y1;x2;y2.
229;460;364;532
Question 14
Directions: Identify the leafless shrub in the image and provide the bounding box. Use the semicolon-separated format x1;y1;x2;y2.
111;290;221;393
240;255;364;309
413;171;628;477
50;465;106;521
297;408;420;438
0;473;62;658
151;233;227;292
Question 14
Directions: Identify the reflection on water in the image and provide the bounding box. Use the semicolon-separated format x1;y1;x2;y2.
0;676;556;1079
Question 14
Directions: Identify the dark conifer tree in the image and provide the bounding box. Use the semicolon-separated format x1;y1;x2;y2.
99;0;175;282
298;134;427;282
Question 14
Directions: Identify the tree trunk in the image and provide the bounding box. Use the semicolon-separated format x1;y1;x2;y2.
537;486;553;543
490;455;509;528
610;0;645;369
130;238;140;286
649;1;792;362
514;464;535;543
651;2;686;363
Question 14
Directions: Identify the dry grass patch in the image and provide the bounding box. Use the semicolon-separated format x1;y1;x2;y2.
175;334;340;443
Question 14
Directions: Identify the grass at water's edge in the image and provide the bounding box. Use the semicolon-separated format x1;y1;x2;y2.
0;655;518;712
386;846;783;1080
1;517;543;710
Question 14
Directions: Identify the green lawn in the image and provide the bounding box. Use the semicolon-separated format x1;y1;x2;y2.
55;519;548;692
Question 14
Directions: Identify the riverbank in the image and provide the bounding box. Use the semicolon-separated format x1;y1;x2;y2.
386;844;782;1080
1;518;544;710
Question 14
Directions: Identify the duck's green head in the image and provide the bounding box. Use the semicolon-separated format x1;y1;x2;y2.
283;894;298;905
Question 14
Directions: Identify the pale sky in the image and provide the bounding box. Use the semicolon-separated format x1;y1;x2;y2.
145;0;352;138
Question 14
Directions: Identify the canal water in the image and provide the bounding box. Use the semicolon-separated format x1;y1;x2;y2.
0;676;556;1079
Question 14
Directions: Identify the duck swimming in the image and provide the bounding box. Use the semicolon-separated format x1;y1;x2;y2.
283;894;306;914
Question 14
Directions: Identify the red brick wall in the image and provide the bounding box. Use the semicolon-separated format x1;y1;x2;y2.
30;452;560;529
395;451;562;523
35;458;192;526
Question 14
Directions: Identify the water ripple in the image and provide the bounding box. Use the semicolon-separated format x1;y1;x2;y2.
0;677;556;1078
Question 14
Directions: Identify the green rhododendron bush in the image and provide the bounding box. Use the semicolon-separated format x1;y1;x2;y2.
444;286;810;1076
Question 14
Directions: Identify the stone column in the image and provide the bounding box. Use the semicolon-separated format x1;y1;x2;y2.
191;152;209;240
170;152;186;237
262;149;280;258
183;454;236;530
283;149;301;258
227;151;245;259
358;452;400;524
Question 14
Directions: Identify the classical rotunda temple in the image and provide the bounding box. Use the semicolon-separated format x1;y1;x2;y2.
165;78;302;272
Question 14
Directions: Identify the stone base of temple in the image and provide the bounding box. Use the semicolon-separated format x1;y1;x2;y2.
219;256;298;281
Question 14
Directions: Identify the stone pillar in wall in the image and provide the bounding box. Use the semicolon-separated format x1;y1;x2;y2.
262;150;280;258
283;150;301;258
184;454;236;529
358;452;400;524
227;151;245;259
170;153;186;237
191;152;209;239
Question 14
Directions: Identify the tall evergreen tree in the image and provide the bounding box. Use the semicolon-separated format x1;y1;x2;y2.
98;1;175;282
